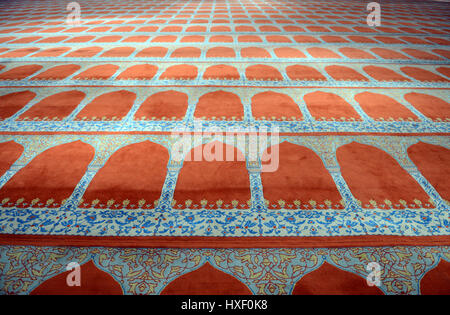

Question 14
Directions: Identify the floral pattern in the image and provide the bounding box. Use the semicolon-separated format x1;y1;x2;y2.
0;245;448;295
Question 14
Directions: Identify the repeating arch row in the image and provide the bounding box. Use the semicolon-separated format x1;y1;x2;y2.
0;139;448;210
2;25;450;40
1;89;448;122
24;250;450;295
0;62;448;84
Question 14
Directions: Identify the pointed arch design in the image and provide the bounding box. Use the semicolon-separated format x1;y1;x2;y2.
338;47;375;59
304;91;361;121
194;91;244;120
238;35;262;43
354;92;418;121
401;49;442;60
161;262;252;295
251;91;302;121
203;65;240;80
65;46;103;58
161;26;182;32
241;47;271;58
0;65;43;80
235;25;255;32
75;90;136;121
336;142;431;209
0;141;95;208
31;64;81;80
266;35;292;43
292;262;384;295
370;48;410;60
180;35;205;43
170;47;201;58
209;35;233;43
186;26;206;32
400;67;448;82
363;66;411;81
274;48;306;58
31;47;70;57
325;65;368;81
136;47;168;58
261;142;342;209
18;90;85;121
134;90;188;120
160;64;198;80
293;35;320;43
73;64;119;80
100;47;135;57
306;47;341;58
0;47;39;58
151;35;177;42
408;142;450;201
116;64;158;80
245;65;283;81
321;35;349;43
285;65;326;81
206;47;236;58
403;92;450;121
30;260;123;295
172;141;251;209
0;91;36;119
420;260;450;295
81;141;169;209
94;36;121;44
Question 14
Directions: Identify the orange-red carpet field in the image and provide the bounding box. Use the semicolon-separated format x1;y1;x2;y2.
0;0;449;295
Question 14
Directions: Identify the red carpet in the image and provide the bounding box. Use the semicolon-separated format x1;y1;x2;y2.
0;0;449;295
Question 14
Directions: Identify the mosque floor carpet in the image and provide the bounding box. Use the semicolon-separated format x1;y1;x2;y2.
0;0;449;295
